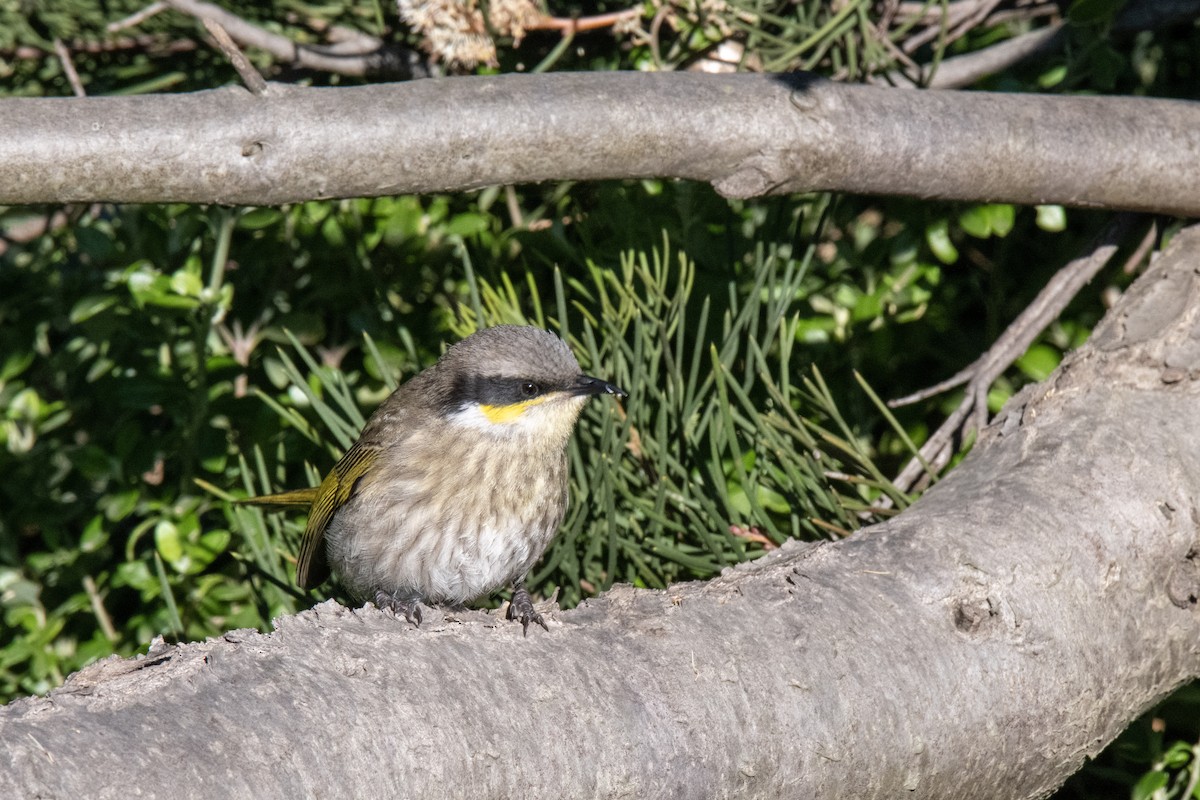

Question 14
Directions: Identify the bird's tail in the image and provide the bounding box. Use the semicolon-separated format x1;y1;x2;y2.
238;487;319;509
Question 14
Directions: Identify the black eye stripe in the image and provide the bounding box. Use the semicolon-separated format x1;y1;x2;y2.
441;371;580;418
455;376;554;407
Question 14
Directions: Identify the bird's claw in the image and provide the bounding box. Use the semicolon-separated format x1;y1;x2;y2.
374;590;423;627
507;586;549;636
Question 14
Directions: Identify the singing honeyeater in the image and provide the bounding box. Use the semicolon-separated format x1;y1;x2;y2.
242;325;626;633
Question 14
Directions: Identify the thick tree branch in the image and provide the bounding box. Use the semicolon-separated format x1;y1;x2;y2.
3;225;1200;799
1;72;1198;213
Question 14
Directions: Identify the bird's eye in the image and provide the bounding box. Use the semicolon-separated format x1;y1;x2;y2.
520;381;539;398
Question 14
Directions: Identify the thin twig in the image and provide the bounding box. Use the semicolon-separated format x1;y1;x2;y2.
888;214;1142;496
7;36;197;61
526;8;642;34
886;22;1065;89
1122;222;1158;275
163;0;426;79
83;576;119;642
107;1;169;33
52;37;87;97
903;0;1004;54
201;17;268;95
898;0;1030;30
901;0;982;53
887;362;975;408
504;186;524;228
322;23;384;49
648;5;671;70
985;5;1062;28
874;31;921;75
944;0;1006;43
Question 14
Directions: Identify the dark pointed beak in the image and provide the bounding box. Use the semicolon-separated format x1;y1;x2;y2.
573;374;627;399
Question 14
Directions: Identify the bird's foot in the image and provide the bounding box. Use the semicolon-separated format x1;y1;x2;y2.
506;585;550;636
374;591;423;627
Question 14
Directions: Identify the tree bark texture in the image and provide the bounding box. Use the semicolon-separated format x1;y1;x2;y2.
2;72;1199;214
2;224;1200;798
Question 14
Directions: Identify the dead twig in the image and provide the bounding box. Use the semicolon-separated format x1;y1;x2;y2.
82;576;119;643
160;0;427;79
1122;223;1157;275
5;36;197;61
200;17;268;95
526;8;642;34
888;213;1144;497
903;0;1003;54
52;37;87;97
887;22;1065;88
107;1;170;33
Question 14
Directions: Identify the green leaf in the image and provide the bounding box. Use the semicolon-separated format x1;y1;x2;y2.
988;205;1015;237
987;383;1013;414
926;219;959;265
363;338;408;385
1036;205;1067;232
1131;769;1167;800
1038;64;1069;89
1161;739;1194;769
101;489;139;521
1016;343;1061;381
444;213;490;237
321;215;346;247
113;561;155;593
80;516;108;553
69;295;118;324
0;350;33;383
169;269;203;298
959;206;992;239
237;208;284;230
155;520;184;564
180;530;230;574
959;205;1014;239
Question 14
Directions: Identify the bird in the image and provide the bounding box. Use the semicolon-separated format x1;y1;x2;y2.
241;325;626;633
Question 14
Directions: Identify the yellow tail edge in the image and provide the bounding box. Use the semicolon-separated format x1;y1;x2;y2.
238;487;319;509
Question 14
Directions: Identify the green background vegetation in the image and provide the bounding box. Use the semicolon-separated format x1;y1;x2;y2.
2;1;1198;797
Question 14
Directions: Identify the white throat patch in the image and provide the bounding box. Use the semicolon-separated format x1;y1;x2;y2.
448;394;586;439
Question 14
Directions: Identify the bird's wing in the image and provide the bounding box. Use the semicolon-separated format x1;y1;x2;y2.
295;440;381;590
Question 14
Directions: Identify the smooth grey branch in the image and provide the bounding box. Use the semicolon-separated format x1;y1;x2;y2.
1;72;1198;214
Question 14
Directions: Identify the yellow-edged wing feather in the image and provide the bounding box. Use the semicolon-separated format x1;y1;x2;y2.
238;487;320;508
240;441;381;591
293;441;381;590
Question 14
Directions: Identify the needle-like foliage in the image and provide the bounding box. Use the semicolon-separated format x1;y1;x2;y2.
235;236;908;609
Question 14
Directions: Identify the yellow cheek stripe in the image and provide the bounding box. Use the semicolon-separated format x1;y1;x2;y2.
479;395;550;424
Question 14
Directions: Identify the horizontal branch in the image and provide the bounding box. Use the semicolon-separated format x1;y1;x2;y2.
3;226;1200;798
1;72;1198;213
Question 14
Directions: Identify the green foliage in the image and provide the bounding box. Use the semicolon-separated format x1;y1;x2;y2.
442;239;908;596
2;4;1198;797
640;0;907;76
0;177;1101;701
0;176;1115;702
231;225;922;616
0;195;497;697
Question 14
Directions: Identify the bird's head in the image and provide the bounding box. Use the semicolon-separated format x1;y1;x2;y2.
431;326;626;445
